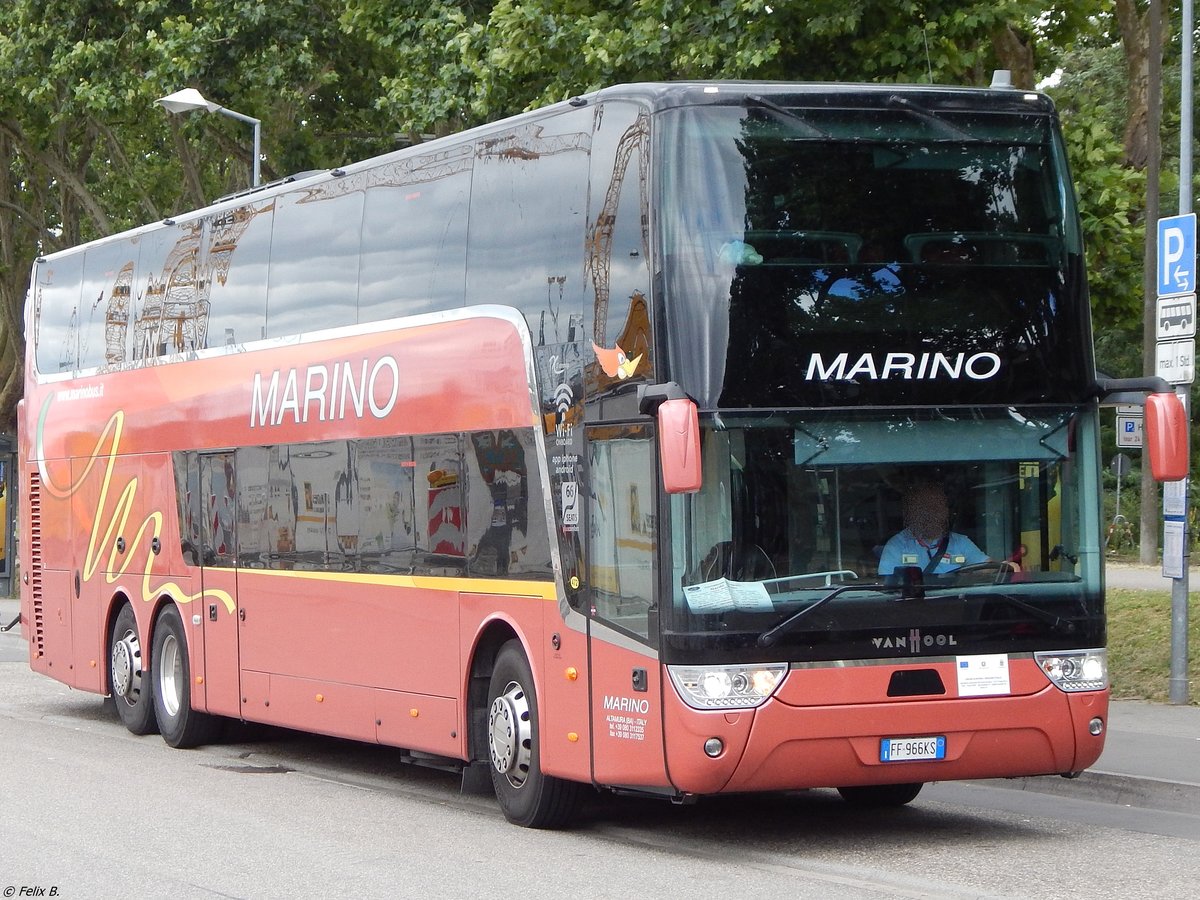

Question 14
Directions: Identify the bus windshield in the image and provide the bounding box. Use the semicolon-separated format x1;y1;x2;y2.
665;407;1102;664
657;100;1093;410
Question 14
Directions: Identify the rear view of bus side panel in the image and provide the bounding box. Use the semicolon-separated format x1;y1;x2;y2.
22;458;74;683
20;384;78;686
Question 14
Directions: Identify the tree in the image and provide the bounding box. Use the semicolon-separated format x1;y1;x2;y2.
1051;2;1200;557
342;0;1062;135
0;0;393;430
1123;0;1166;565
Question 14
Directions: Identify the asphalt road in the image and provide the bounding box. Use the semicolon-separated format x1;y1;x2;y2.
0;647;1197;899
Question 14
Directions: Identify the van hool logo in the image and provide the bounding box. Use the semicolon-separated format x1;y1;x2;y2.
871;628;958;653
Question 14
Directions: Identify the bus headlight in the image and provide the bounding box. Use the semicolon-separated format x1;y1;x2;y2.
1035;648;1107;692
668;663;787;709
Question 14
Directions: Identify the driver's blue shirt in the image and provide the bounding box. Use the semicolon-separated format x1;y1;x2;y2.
878;529;988;575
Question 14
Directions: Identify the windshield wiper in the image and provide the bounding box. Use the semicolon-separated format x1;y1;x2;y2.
885;95;977;141
986;592;1080;635
757;582;903;647
745;95;833;138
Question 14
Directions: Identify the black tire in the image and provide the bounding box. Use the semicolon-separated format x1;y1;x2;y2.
108;604;158;735
486;640;584;828
836;782;923;807
152;605;222;748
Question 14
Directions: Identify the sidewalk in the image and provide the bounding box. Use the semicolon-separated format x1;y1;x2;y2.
1105;560;1200;591
987;699;1200;814
0;596;16;631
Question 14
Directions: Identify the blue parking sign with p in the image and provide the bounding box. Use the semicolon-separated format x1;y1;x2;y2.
1158;214;1197;297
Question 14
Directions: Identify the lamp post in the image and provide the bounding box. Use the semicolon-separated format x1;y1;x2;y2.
156;88;261;187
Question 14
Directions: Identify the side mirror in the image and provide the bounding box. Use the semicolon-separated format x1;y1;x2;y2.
1145;391;1189;482
657;397;702;494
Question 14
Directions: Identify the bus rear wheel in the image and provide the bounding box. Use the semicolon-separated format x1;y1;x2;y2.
486;640;583;828
109;604;157;735
836;782;923;807
152;605;222;748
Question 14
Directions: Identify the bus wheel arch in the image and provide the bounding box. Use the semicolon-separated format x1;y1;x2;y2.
151;601;222;748
107;597;158;735
484;638;584;828
466;621;521;767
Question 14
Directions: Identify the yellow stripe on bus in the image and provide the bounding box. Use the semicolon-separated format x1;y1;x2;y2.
208;566;558;600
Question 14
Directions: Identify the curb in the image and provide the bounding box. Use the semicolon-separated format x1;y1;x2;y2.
975;769;1200;815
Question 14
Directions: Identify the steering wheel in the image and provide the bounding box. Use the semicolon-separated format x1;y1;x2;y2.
952;561;1018;584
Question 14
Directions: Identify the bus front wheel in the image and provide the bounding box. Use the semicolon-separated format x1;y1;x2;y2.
486;640;583;828
836;782;924;807
152;605;222;748
109;604;158;735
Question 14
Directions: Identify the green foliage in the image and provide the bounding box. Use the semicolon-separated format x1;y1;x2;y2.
1051;44;1146;330
341;0;1057;135
1067;117;1147;328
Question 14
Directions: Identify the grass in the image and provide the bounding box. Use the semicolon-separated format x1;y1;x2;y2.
1107;588;1200;704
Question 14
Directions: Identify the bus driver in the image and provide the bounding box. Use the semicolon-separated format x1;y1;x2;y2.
878;482;988;576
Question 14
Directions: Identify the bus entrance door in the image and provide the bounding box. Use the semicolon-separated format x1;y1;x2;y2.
196;452;241;718
584;426;670;789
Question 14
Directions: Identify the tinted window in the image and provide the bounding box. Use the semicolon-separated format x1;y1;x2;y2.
183;429;552;580
587;102;653;379
359;144;472;322
465;428;552;579
466;108;591;326
34;253;85;374
236;441;360;570
174;452;203;565
130;220;206;362
588;425;656;639
200;452;238;567
266;181;365;338
206;201;273;349
355;437;420;571
72;241;139;371
413;434;467;575
658;104;1089;408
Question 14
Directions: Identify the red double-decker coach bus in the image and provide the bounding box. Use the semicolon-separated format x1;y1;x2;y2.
18;81;1186;827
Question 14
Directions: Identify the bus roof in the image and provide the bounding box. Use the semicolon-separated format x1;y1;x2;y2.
32;79;1056;266
589;80;1055;114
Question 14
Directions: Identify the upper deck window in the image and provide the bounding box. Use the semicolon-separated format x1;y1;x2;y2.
266;184;364;338
656;100;1091;409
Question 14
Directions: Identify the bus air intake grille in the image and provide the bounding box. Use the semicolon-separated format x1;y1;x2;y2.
28;473;45;658
887;668;946;697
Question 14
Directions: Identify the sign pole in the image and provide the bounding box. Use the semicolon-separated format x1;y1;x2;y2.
1155;210;1193;705
1168;0;1193;706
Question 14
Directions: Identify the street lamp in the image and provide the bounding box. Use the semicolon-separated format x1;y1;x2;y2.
156;88;261;187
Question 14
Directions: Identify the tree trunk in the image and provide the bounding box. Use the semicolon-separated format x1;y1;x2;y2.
1119;0;1165;564
992;24;1035;89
